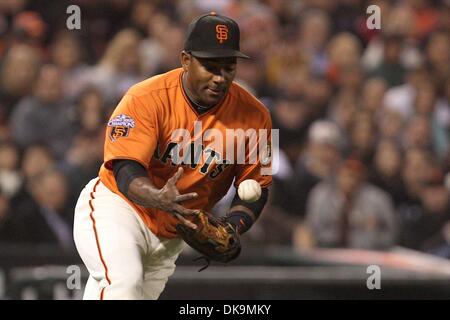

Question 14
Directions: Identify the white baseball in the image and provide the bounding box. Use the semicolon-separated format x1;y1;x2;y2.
238;179;262;203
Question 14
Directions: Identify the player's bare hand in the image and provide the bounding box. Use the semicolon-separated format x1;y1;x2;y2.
157;167;199;228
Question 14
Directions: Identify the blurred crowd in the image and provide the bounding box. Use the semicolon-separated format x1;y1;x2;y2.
0;0;449;259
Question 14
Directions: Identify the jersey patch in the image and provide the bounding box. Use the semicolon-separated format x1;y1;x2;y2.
107;114;135;141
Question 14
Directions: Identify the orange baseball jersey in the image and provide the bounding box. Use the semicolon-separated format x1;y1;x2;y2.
99;68;273;238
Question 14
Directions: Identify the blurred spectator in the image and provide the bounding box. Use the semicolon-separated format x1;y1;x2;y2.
303;75;333;121
62;88;106;199
348;110;377;165
369;34;407;87
384;3;415;39
0;189;11;236
70;87;108;136
21;143;56;182
369;139;406;207
87;28;143;104
337;64;364;95
10;10;47;48
11;143;57;210
377;109;405;142
301;156;397;249
423;220;450;259
9;64;75;159
326;32;362;86
414;82;437;116
327;89;358;135
297;8;331;76
129;0;157;36
408;0;441;41
277;65;310;98
425;30;450;88
0;168;75;251
235;57;275;99
273;120;343;217
140;12;171;76
401;115;434;153
232;0;279;59
397;147;435;248
412;82;449;159
157;23;186;73
435;76;450;133
360;77;388;112
265;39;305;94
50;31;90;102
404;179;450;253
383;65;430;120
142;17;185;75
362;5;423;72
333;1;366;34
401;148;433;200
271;93;310;164
0;141;22;199
0;43;41;120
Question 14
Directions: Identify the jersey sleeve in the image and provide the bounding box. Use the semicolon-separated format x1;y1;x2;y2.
234;114;273;189
103;93;159;170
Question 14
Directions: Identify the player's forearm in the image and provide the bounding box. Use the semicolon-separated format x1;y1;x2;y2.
112;159;160;207
127;176;164;208
113;161;199;221
225;188;269;234
226;205;256;235
228;205;256;221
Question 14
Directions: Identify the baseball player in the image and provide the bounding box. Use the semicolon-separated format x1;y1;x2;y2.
73;12;273;300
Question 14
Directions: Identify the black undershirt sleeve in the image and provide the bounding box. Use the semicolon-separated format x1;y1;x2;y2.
112;159;148;198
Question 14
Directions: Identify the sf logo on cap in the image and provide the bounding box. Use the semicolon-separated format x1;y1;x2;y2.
216;24;228;43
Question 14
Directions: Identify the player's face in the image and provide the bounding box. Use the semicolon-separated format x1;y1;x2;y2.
182;52;237;107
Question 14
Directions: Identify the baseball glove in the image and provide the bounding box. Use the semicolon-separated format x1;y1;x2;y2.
176;211;241;270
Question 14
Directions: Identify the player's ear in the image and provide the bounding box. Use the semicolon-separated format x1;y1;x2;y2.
180;51;191;72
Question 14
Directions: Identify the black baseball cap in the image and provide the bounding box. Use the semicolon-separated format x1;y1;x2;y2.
184;12;250;59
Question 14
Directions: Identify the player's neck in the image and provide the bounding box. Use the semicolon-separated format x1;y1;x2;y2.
181;73;215;114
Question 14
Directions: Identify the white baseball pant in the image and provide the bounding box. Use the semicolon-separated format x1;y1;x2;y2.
73;177;184;300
